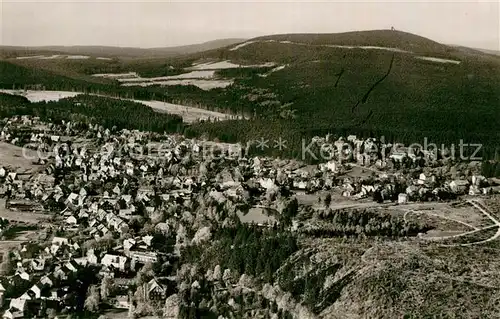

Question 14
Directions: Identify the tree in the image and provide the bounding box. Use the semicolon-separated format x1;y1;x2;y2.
101;276;114;302
281;197;299;225
373;190;383;203
46;308;57;319
0;253;14;275
136;262;154;286
324;193;332;208
84;285;100;312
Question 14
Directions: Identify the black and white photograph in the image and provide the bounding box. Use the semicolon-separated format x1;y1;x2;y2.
0;0;499;318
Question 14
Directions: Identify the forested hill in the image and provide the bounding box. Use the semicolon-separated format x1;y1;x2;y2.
1;30;499;161
251;30;450;54
182;30;500;159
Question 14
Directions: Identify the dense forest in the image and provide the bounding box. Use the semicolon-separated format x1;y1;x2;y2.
0;93;183;133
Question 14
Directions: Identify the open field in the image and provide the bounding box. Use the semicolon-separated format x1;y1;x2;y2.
402;203;492;230
0;89;242;123
0;141;47;173
0;199;52;223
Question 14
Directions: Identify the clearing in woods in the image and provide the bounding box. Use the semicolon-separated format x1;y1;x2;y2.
0;141;47;173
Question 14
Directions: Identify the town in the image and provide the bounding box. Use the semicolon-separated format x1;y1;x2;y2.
0;113;498;319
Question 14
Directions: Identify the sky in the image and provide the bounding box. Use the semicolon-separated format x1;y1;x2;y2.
1;0;499;50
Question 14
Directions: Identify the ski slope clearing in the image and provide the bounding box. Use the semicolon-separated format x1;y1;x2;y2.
0;89;81;102
229;40;412;53
15;54;93;60
65;55;90;59
259;65;288;78
122;79;233;90
0;90;241;123
15;55;46;60
39;55;63;59
92;72;139;79
93;70;233;90
188;60;275;70
141;100;242;122
415;56;461;64
118;70;216;82
229;41;258;51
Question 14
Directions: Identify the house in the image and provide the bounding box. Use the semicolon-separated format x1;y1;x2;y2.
7;298;26;318
65;215;78;225
52;237;69;246
39;276;53;288
142;235;153;247
121;194;132;205
123;238;136;251
2;310;23;319
29;284;42;299
469;185;481;196
101;254;128;271
53;266;71;281
292;180;307;190
449;180;469;194
319;160;337;173
119;209;133;220
390;153;406;162
147;278;167;300
16;271;30;281
30;259;46;272
114;295;131;309
74;257;88;267
128;250;158;264
398;193;408;204
64;260;79;272
356;153;371;166
418;173;427;185
472;175;486;186
65;193;78;205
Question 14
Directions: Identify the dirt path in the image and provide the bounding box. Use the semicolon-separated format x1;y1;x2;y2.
401;200;500;246
452;200;500;247
426;224;498;242
421;200;500;247
403;209;479;230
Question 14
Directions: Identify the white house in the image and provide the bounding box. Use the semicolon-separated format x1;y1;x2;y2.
418;173;427;185
66;215;78;225
101;254;128;271
51;237;69;248
472;175;486;186
8;298;26;316
40;276;53;288
398;193;408;204
114;295;131;309
3;309;23;319
29;284;42;299
321;160;337;173
449;180;469;194
259;178;276;191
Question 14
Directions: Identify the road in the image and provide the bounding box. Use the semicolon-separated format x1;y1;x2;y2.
401;200;500;246
402;209;479;230
453;200;500;247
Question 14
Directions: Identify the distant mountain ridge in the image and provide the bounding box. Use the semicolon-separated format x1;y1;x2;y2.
0;38;247;59
250;30;452;54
